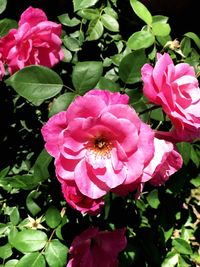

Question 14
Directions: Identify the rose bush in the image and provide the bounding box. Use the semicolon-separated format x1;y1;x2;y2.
1;1;200;266
0;6;63;76
141;53;200;142
66;227;127;267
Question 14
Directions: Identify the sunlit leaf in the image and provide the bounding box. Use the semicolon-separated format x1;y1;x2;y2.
127;31;155;50
45;239;68;267
6;66;63;106
73;0;99;12
101;14;119;32
16;252;45;267
12;229;47;253
130;0;152;25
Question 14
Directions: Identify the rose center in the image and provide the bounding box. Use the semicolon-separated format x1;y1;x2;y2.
87;137;112;158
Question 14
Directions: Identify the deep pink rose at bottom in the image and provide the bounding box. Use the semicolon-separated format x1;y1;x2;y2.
61;181;104;216
66;227;127;267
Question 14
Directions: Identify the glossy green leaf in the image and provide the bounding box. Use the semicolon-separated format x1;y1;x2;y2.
73;0;99;12
119;49;147;84
87;19;104;40
62;36;80;52
5;260;19;267
96;77;120;92
181;37;191;57
127;31;155;50
12;229;47;253
45;239;68;267
6;66;63;106
0;0;7;14
130;0;152;25
172;238;193;255
32;149;52;182
10;207;20;226
147;189;160;209
152;15;169;23
77;8;99;20
49;93;77;117
190;174;200;187
176;142;191;165
6;175;38;190
0;243;12;260
72;61;103;94
58;13;80;27
45;206;61;229
184;32;200;49
101;14;119;32
0;18;17;37
16;252;45;267
161;251;179;267
26;191;41;216
152;22;171;36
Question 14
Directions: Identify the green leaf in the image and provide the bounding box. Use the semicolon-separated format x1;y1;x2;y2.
130;0;152;26
45;239;68;267
150;108;164;121
176;142;191;165
172;238;193;255
152;15;169;23
49;93;77;117
45;206;61;229
100;14;119;32
190;146;199;168
162;251;179;267
152;22;171;36
181;37;191;57
73;0;99;12
146;189;160;209
58;13;80;27
6;175;39;190
0;243;12;260
16;252;45;267
119;49;147;84
12;229;47;253
96;77;120;92
26;191;41;216
184;32;200;50
5;259;19;267
190;174;200;187
0;0;7;14
6;66;63;106
10;207;20;225
62;36;80;52
0;18;17;37
32;149;52;183
87;19;104;41
72;61;103;94
77;8;99;20
62;47;72;63
127;31;155;50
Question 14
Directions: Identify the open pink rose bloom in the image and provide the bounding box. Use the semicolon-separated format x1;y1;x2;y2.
66;227;127;267
42;89;182;214
141;53;200;142
0;6;64;75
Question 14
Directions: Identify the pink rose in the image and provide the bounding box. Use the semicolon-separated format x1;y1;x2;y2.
0;6;64;74
0;53;5;80
66;227;127;267
142;137;183;186
141;53;200;142
61;181;104;215
41;90;155;208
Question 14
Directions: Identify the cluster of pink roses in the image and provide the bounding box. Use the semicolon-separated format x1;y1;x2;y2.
0;7;63;79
